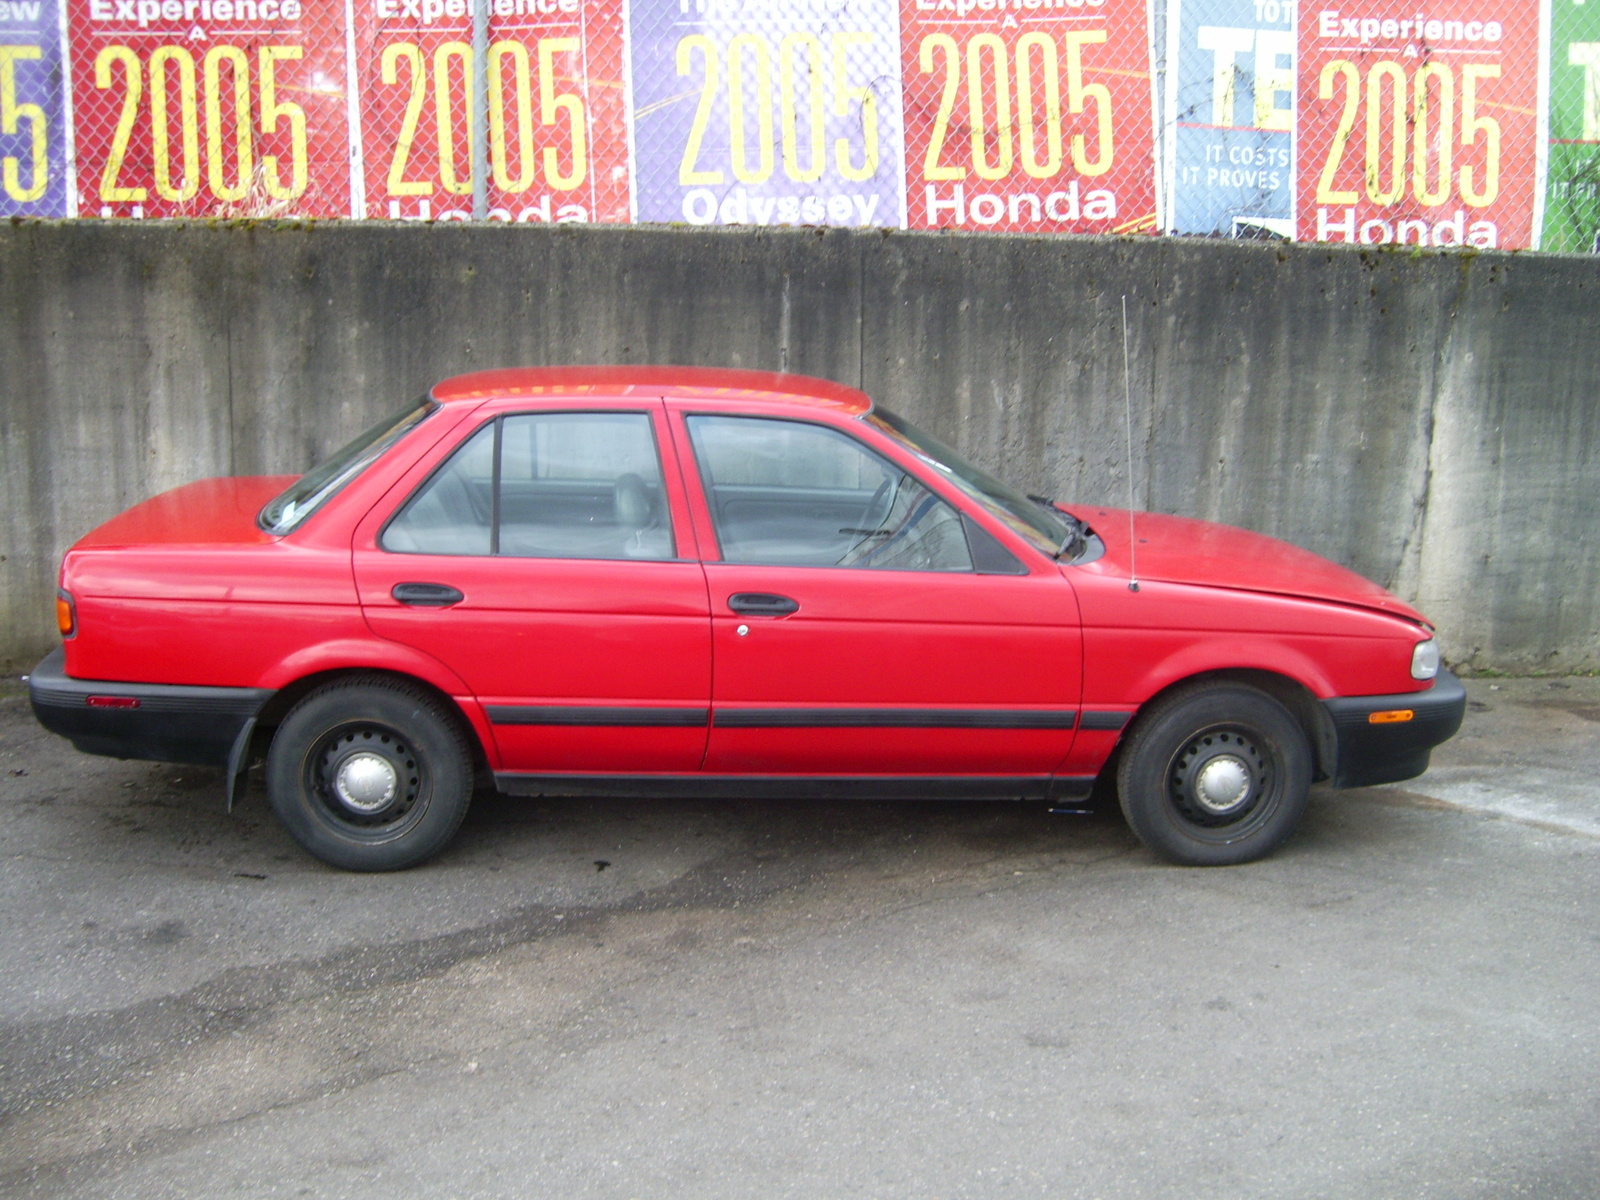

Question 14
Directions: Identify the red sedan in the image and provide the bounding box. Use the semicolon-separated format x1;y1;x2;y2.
30;367;1464;870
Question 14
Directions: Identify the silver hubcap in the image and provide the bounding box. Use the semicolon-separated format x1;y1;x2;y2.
1194;754;1251;813
334;752;400;814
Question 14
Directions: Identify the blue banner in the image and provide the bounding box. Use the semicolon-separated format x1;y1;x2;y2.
1164;0;1291;238
625;0;906;228
0;0;68;216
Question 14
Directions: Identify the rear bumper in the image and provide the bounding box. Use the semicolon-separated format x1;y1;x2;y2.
1322;669;1467;789
28;648;270;767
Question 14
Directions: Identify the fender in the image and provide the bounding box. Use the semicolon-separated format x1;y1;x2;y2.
1120;636;1336;708
1050;635;1333;780
252;637;499;768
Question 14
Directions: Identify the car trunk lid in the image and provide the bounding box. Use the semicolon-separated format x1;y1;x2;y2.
72;477;296;548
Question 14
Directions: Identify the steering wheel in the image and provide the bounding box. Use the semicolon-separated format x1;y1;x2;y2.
853;476;895;537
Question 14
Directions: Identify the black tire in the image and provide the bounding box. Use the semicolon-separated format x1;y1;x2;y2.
1116;682;1312;866
265;677;473;871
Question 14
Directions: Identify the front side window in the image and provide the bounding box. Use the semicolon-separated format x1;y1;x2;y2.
867;408;1078;558
686;415;973;572
383;412;673;560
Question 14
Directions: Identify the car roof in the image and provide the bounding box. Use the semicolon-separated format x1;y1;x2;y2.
430;366;873;415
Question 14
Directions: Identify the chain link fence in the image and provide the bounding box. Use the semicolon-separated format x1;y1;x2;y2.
66;0;352;218
626;0;906;229
1543;0;1600;253
352;0;629;222
1292;1;1541;250
1163;0;1291;238
900;0;1158;236
6;0;1597;250
0;0;72;217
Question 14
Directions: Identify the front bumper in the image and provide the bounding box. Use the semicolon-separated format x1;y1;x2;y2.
29;648;271;767
1322;669;1467;789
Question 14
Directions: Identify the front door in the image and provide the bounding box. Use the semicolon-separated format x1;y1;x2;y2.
353;403;712;774
673;409;1082;780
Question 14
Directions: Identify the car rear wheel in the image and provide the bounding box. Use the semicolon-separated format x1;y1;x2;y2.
266;677;473;871
1116;682;1312;866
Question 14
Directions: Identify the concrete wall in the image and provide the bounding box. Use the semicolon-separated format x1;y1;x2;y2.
2;221;1597;674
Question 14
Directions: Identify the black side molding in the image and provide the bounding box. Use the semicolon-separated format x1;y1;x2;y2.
714;708;1078;730
1078;711;1131;732
488;705;709;727
486;705;1080;730
494;773;1096;802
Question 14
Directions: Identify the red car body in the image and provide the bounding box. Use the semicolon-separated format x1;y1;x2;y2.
30;367;1464;869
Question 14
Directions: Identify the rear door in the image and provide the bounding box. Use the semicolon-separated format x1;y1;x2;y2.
670;405;1082;781
353;400;712;775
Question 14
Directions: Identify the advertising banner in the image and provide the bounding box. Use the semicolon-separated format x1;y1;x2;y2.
1541;0;1600;253
353;0;628;221
0;0;70;215
68;0;353;217
1164;0;1292;237
1296;2;1540;250
627;0;905;228
901;0;1156;234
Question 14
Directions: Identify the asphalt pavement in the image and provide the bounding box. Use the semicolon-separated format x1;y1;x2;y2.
1;674;1597;1199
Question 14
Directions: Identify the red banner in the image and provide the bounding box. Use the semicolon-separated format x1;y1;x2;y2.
352;0;627;221
1295;4;1539;249
68;0;353;217
901;0;1156;234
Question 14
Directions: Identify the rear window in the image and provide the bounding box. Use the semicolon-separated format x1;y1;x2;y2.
259;399;436;535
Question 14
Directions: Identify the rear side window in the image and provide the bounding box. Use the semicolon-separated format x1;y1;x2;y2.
381;422;496;555
382;412;674;560
686;415;973;572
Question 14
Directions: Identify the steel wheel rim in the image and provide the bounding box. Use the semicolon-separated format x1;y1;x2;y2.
1166;724;1279;841
304;724;428;839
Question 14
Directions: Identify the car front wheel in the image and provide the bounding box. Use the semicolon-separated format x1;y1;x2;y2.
1116;682;1313;866
266;677;474;871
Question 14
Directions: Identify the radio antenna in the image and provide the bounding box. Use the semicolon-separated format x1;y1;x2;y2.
1121;295;1140;593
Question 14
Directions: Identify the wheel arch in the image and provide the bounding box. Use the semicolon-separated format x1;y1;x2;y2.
249;668;494;779
1119;668;1337;783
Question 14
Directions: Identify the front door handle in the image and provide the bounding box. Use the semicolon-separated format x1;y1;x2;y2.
728;592;799;617
392;582;465;607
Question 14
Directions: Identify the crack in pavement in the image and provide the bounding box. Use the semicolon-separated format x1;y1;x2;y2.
0;831;1127;1191
0;840;824;1124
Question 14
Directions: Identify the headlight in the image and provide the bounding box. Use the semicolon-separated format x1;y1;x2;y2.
1411;638;1440;681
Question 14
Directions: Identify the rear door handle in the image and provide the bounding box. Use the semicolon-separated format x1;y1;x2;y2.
728;592;799;617
392;582;465;607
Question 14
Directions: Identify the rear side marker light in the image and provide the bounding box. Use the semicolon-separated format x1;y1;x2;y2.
56;590;76;638
1368;710;1414;725
86;696;140;709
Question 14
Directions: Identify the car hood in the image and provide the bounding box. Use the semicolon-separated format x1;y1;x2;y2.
74;476;297;548
1064;505;1428;625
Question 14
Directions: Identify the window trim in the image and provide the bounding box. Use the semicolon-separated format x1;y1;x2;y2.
259;398;437;536
377;408;685;563
681;412;981;575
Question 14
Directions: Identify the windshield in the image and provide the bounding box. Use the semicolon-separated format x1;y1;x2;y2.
259;398;436;535
867;408;1079;557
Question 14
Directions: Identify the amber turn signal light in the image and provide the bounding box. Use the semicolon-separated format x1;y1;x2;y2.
55;590;76;638
1368;709;1415;724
